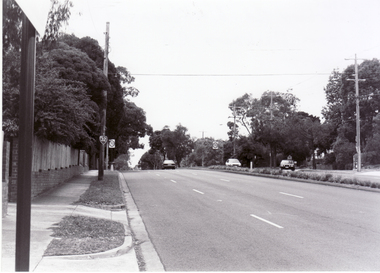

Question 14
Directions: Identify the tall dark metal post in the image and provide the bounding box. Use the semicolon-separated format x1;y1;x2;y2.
15;14;36;271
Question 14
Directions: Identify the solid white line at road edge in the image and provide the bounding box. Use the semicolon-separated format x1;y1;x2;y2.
279;192;304;199
220;179;230;182
250;214;284;229
193;189;204;195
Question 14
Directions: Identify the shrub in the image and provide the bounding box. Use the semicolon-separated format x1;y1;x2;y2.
319;173;328;181
325;173;333;181
310;173;322;181
333;175;342;183
341;178;353;184
297;172;310;180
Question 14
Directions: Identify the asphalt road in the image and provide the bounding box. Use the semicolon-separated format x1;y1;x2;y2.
122;169;380;271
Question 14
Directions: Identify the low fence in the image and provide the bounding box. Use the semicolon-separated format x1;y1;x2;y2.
3;136;90;210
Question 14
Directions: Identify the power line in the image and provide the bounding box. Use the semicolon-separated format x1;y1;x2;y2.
133;73;330;77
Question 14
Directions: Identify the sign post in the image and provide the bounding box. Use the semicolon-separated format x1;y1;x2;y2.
108;139;115;171
13;1;50;271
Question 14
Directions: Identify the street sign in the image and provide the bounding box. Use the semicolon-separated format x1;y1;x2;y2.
213;141;218;149
15;0;51;36
109;139;115;148
287;155;292;160
99;135;108;145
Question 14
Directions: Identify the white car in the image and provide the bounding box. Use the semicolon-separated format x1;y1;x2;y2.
280;159;295;171
163;160;176;169
225;158;241;167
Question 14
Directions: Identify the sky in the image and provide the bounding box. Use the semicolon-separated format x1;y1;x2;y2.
63;0;380;165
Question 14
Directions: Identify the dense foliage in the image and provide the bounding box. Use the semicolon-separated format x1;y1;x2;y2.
2;0;151;164
147;124;194;168
221;60;380;170
322;59;380;169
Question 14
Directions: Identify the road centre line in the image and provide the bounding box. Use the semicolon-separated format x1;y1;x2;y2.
220;179;230;182
279;192;304;199
250;214;284;229
193;189;204;195
170;180;177;183
155;174;160;176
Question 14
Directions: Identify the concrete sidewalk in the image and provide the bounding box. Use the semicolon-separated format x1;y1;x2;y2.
1;170;140;272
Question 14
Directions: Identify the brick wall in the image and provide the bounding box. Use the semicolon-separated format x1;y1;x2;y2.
2;140;10;218
7;138;90;203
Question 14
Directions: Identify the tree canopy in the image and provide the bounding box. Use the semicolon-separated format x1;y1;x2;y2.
322;59;380;168
2;0;151;164
149;124;193;167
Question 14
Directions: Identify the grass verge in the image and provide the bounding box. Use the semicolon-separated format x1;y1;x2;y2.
209;165;380;189
75;171;124;207
44;172;126;256
44;215;125;256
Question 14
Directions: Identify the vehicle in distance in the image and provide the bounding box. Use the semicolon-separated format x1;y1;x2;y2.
226;158;241;167
280;159;295;170
163;160;176;169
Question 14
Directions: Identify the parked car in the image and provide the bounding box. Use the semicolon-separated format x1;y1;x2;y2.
163;159;176;169
280;159;295;171
225;158;241;167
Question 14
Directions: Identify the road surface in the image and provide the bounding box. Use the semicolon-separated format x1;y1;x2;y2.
122;169;380;271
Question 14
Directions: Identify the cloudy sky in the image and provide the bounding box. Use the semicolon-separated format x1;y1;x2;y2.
64;0;380;165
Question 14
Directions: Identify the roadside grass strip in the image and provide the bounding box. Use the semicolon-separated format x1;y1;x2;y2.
45;172;126;256
44;215;125;256
250;214;284;229
75;172;124;207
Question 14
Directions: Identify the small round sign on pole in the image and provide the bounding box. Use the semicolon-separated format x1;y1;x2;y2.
99;135;108;145
109;139;115;148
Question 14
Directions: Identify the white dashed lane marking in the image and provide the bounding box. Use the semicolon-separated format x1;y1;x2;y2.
250;214;284;229
279;192;304;199
193;189;204;195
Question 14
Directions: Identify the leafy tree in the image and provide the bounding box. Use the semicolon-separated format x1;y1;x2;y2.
364;113;380;164
148;124;193;167
323;59;380;168
189;138;224;167
239;91;298;167
2;0;22;53
42;0;73;48
34;63;97;147
3;0;73;53
113;154;132;170
139;151;163;170
114;101;152;156
59;34;149;157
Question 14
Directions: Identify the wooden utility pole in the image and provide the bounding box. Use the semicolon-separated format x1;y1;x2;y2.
346;54;365;172
233;105;237;158
99;22;109;180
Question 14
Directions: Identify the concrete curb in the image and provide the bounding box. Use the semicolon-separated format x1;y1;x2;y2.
118;172;165;271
